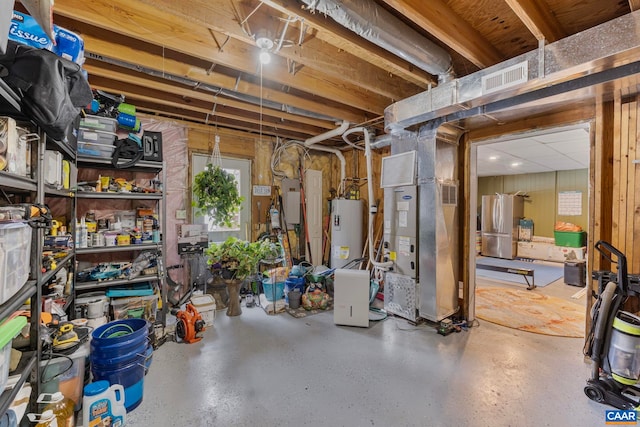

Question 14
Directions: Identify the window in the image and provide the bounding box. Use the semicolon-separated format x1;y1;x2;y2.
191;154;251;242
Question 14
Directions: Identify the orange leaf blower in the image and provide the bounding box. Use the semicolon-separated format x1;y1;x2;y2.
175;304;206;344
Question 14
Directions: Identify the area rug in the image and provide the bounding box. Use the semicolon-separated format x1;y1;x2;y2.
476;257;564;287
475;287;585;337
285;300;334;319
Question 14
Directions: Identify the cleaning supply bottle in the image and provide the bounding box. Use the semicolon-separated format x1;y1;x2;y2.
79;217;88;248
27;410;57;427
36;393;74;427
270;206;280;230
82;381;126;427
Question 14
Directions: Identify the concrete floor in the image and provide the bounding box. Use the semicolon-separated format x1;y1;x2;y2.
126;275;605;427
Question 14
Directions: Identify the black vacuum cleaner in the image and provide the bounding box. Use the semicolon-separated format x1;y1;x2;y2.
584;241;640;409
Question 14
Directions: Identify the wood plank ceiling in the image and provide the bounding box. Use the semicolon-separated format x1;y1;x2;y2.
43;0;630;143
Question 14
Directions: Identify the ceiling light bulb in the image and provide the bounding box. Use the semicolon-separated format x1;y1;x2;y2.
259;49;271;65
489;155;498;160
511;162;522;167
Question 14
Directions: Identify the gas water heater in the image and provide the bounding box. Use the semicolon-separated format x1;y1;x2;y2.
331;199;363;268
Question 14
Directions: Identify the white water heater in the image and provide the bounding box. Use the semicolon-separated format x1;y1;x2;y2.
331;199;363;268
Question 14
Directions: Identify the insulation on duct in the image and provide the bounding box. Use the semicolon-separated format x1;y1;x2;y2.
301;0;454;82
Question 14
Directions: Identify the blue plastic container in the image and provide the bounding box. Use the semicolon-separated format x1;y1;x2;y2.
262;278;285;301
90;319;149;412
284;277;306;304
91;357;145;411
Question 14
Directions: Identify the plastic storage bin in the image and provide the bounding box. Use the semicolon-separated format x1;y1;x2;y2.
79;115;117;133
262;278;285;301
0;222;32;305
554;231;586;248
40;342;89;410
0;317;27;393
111;295;158;322
191;294;216;327
78;128;117;146
77;142;116;158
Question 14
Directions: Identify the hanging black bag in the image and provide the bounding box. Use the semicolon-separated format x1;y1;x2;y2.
0;40;92;140
111;134;143;169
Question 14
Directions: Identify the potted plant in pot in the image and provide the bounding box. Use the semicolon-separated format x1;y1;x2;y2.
205;237;281;316
192;164;243;228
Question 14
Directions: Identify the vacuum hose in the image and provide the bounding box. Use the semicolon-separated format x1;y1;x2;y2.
590;281;619;379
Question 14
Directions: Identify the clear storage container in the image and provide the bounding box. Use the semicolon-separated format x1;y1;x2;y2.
79;115;117;133
0;316;27;392
110;295;158;322
0;222;32;305
78;128;116;146
77;142;116;159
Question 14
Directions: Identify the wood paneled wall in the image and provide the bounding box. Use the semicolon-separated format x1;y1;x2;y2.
590;95;640;275
478;169;588;238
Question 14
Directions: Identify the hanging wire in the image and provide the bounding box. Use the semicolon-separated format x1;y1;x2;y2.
270;138;311;179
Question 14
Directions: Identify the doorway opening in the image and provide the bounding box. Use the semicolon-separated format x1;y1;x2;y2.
469;123;591;335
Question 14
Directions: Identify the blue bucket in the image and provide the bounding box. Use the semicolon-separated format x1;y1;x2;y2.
284;277;306;303
91;357;145;412
90;319;149;412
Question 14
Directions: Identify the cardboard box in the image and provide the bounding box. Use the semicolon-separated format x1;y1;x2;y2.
517;240;586;263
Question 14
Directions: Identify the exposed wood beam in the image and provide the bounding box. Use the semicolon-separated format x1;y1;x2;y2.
141;106;308;141
630;0;640;12
54;0;391;115
65;29;368;124
111;93;315;141
468;105;594;141
83;63;335;130
133;0;424;99
504;0;567;42
380;0;503;68
90;80;324;136
259;0;435;85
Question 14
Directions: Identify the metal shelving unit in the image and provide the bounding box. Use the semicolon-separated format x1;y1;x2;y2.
74;156;167;323
0;81;46;418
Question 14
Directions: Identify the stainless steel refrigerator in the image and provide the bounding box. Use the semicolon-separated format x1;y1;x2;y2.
481;194;524;259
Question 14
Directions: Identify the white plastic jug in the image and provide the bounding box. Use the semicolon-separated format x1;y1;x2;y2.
82;381;126;427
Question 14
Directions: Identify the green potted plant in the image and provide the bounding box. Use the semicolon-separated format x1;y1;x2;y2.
205;237;281;281
205;237;281;316
192;164;243;228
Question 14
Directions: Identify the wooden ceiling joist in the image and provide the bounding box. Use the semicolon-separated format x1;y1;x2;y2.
259;0;435;86
380;0;503;68
83;63;336;130
504;0;567;42
54;0;392;115
132;0;424;100
64;29;369;124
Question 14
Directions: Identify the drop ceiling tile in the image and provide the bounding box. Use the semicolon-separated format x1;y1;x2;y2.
546;140;590;154
498;143;559;158
532;128;589;144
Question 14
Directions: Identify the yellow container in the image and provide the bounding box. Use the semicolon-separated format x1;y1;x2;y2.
116;234;130;246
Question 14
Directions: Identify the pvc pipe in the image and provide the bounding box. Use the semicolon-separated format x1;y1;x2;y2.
306;144;346;195
304;120;350;146
359;127;394;270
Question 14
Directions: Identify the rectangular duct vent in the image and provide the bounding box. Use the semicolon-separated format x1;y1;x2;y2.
441;183;458;206
481;61;528;95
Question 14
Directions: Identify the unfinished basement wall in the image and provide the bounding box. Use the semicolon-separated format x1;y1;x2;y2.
183;124;388;264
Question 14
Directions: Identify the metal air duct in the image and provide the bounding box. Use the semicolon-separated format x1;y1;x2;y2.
300;0;454;82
